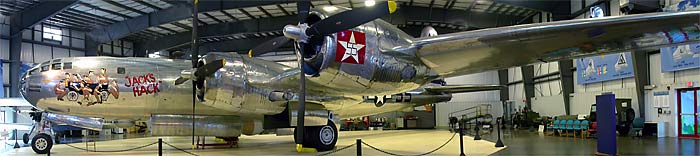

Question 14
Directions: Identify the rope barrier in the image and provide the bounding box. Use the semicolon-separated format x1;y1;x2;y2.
360;132;457;156
4;142;16;146
63;141;157;152
163;141;200;156
316;143;356;156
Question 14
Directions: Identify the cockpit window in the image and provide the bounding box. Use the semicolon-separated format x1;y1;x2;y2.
40;65;49;72
28;68;37;75
63;62;72;69
51;63;62;70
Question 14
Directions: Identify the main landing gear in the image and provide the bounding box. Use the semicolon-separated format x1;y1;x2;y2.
294;120;338;151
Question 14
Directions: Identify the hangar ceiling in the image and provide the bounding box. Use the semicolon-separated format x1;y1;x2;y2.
2;0;556;56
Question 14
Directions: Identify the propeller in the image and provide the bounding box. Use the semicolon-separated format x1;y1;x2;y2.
305;1;396;37
248;36;291;57
174;59;226;85
248;0;397;57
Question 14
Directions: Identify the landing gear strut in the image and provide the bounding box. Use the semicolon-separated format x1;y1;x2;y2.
294;120;338;151
26;112;55;154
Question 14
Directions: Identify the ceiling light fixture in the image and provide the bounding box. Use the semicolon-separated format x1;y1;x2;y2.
365;0;376;7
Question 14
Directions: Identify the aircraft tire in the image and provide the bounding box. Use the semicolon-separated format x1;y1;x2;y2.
307;121;338;151
31;133;53;154
22;133;29;144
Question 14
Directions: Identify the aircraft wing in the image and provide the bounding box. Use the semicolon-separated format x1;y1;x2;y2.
424;84;504;94
414;11;700;77
0;97;33;107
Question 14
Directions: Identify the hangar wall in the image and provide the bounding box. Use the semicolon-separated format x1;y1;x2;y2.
1;14;10;97
530;62;566;117
436;71;501;128
645;51;700;137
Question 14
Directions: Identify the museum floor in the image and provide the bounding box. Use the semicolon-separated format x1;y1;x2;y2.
2;130;503;156
3;129;699;155
484;129;700;155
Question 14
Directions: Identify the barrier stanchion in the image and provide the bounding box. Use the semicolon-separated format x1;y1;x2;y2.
13;129;20;148
474;121;481;140
356;139;362;156
459;122;465;156
158;138;162;156
495;118;504;147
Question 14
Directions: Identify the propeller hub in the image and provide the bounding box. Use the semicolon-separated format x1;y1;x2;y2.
283;24;309;43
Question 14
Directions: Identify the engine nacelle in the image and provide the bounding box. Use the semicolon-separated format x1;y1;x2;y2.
149;114;241;137
196;53;287;115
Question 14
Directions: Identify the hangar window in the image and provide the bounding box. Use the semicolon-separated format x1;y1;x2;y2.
51;63;62;70
63;62;72;70
42;27;62;41
117;67;125;74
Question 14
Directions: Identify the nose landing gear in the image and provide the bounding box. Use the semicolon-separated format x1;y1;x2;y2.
26;112;56;154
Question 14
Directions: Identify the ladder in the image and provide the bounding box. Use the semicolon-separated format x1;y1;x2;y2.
448;104;494;134
83;130;97;151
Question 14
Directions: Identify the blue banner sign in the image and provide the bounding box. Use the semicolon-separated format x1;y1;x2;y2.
576;52;634;84
660;44;700;72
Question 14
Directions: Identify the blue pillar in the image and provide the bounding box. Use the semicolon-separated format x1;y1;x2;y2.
596;94;616;155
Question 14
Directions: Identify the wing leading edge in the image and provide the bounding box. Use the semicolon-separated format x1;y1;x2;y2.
414;11;700;77
424;84;505;94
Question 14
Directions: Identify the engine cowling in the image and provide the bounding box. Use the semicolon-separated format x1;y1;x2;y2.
297;12;335;77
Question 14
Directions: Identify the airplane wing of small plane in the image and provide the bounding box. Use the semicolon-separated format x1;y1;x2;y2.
0;97;33;107
424;85;505;94
414;11;700;77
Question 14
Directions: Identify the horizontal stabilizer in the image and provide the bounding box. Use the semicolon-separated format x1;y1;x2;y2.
425;85;504;94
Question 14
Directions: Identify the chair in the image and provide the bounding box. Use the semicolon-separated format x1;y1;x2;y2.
580;120;589;138
551;120;560;136
588;122;598;137
565;120;574;137
556;120;564;136
572;120;581;138
632;118;645;137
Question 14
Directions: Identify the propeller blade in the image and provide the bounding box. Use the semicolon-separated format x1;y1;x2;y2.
297;1;311;23
248;36;291;57
194;59;226;78
306;0;397;37
174;77;189;85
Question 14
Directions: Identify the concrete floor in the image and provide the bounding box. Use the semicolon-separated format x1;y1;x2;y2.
2;130;504;156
